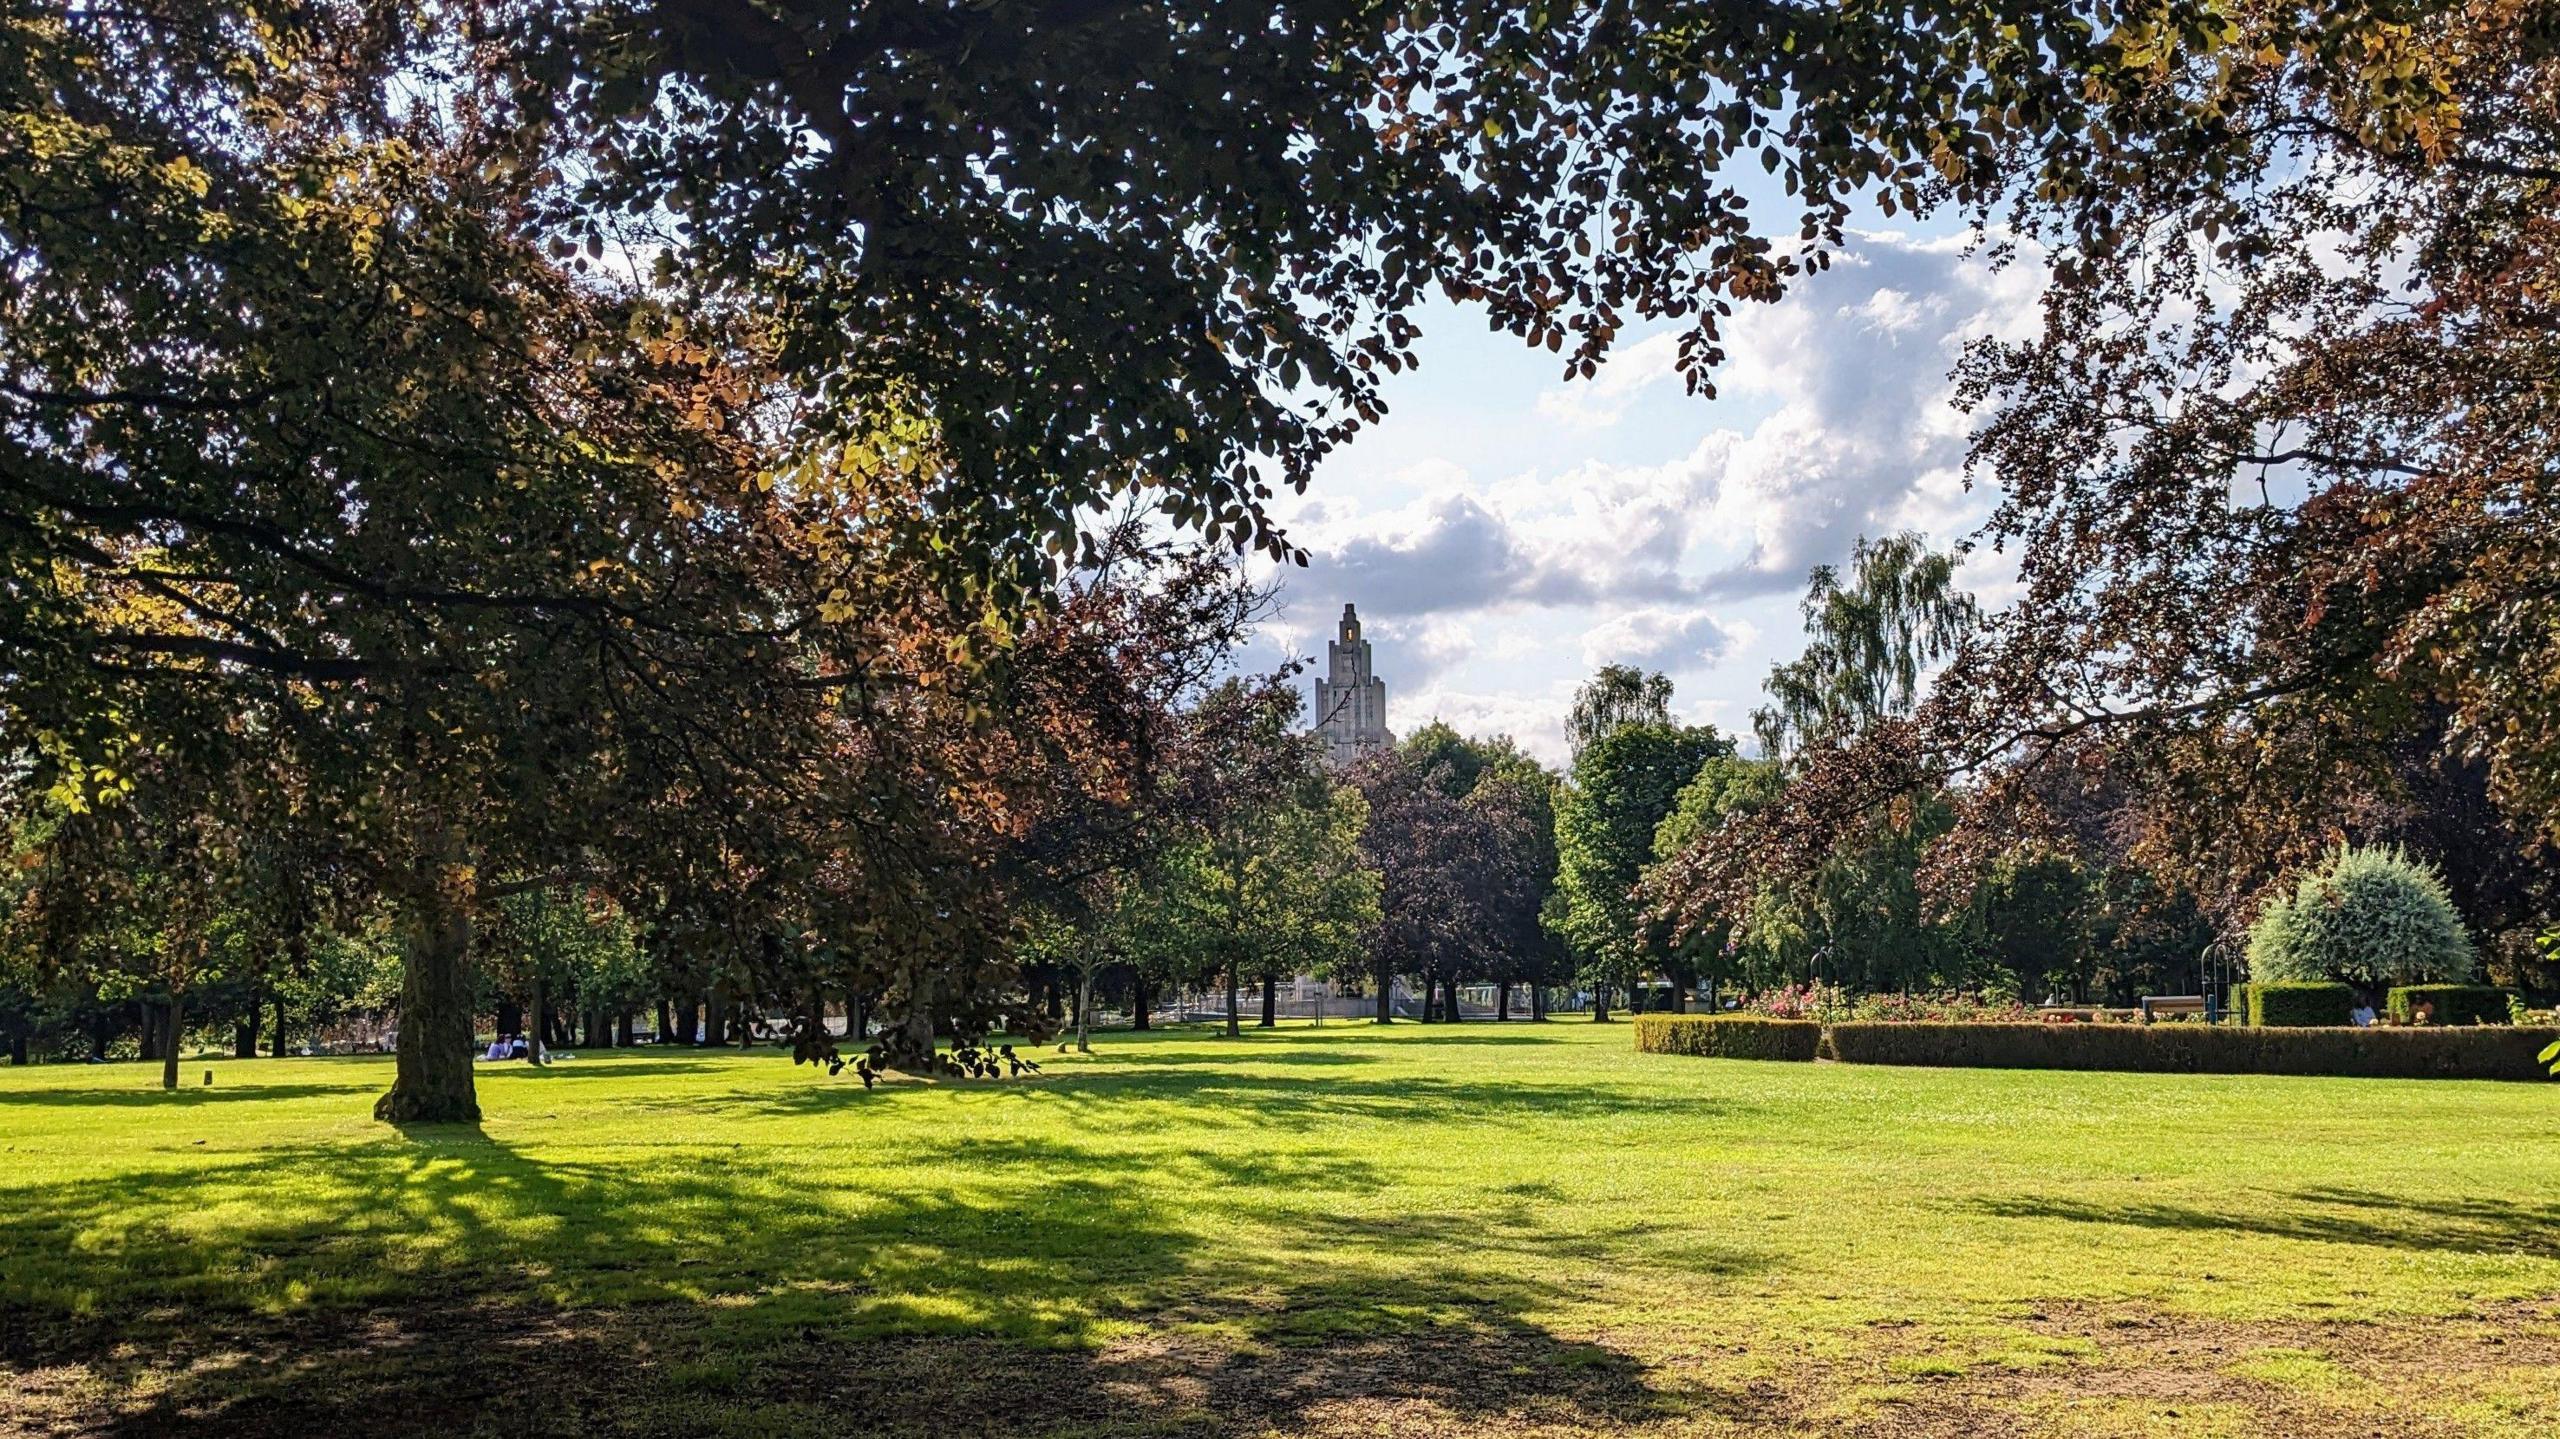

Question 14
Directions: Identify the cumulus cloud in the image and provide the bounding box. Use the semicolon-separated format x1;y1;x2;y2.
1578;606;1744;674
1263;228;2045;764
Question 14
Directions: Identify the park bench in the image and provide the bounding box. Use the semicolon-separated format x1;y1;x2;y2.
2139;995;2210;1022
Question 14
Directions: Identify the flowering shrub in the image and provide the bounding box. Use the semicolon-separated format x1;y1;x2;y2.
1743;986;2033;1024
1848;991;2035;1025
1745;984;1854;1023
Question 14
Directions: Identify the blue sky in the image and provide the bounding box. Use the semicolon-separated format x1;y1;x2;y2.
1251;195;2044;764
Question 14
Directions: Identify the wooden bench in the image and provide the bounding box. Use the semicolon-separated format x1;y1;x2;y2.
2139;995;2209;1022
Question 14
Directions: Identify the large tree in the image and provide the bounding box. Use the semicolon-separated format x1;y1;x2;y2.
1553;716;1727;1016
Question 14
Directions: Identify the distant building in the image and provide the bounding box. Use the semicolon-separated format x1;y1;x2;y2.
1313;602;1391;767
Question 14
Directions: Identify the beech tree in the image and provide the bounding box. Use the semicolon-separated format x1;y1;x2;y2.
1655;3;2560;963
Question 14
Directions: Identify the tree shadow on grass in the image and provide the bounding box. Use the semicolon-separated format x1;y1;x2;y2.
0;1120;1762;1438
1966;1185;2560;1257
0;1082;366;1108
728;1067;1752;1135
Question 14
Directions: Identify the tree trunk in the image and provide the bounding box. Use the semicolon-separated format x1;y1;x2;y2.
527;972;548;1066
234;1001;261;1059
159;992;183;1091
1374;955;1393;1023
1075;965;1095;1054
1223;954;1240;1038
1443;975;1465;1023
139;1002;163;1061
375;838;482;1125
701;987;724;1050
656;998;673;1045
273;993;288;1056
617;1010;634;1047
1131;971;1151;1031
892;968;937;1066
1532;983;1548;1021
1497;983;1511;1022
1259;973;1277;1028
1592;983;1612;1023
7;1031;25;1065
1672;978;1689;1013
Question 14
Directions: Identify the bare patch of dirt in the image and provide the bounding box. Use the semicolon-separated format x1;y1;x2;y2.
5;1295;2556;1438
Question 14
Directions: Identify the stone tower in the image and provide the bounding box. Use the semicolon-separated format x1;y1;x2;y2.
1313;603;1390;767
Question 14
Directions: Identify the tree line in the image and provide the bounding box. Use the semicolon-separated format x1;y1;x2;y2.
6;0;2551;1118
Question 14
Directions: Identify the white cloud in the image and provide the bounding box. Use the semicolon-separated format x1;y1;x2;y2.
1578;606;1743;675
1267;228;2048;767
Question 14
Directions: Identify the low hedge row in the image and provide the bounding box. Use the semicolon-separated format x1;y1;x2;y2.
1631;1015;1822;1061
1636;1017;2560;1080
1817;1021;2560;1080
2242;981;2357;1027
2386;984;2514;1026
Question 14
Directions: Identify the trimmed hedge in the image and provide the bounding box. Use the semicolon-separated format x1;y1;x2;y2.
1818;1021;2560;1080
2248;981;2356;1027
1633;1015;1820;1061
2386;985;2513;1026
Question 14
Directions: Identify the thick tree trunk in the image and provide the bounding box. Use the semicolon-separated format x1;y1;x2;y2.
1259;973;1277;1028
1672;979;1689;1013
1592;983;1613;1023
139;1002;163;1061
1443;975;1464;1023
1532;984;1548;1021
234;1001;261;1058
527;973;548;1066
898;971;937;1064
1131;971;1151;1031
701;987;724;1050
1497;983;1511;1022
375;852;481;1126
160;992;183;1091
617;1010;634;1047
674;998;698;1046
273;994;288;1056
1374;956;1393;1023
656;998;673;1045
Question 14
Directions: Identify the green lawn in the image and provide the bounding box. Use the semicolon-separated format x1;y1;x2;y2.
2;1021;2554;1438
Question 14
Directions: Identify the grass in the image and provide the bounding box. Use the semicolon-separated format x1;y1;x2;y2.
2;1019;2555;1437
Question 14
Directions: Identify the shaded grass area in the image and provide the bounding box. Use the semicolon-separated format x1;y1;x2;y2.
2;1022;2556;1437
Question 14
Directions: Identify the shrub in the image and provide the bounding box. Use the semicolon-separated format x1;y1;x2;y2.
2247;981;2356;1027
1847;991;2035;1024
1819;1021;2560;1080
1633;1015;1820;1061
1743;983;1852;1022
2246;845;2475;987
2385;985;2514;1026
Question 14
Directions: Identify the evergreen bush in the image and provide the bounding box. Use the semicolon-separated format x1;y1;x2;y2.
2247;981;2356;1027
2385;985;2513;1026
2246;846;2474;988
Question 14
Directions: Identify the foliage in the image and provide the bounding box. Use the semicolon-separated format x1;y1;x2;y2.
1752;533;1978;767
2246;846;2475;989
2383;986;2514;1028
1818;1021;2560;1082
1631;1015;1819;1061
1660;2;2560;990
1566;667;1675;759
1351;736;1557;1019
1553;718;1726;1010
496;0;2236;604
2246;983;2358;1029
1143;773;1380;1033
